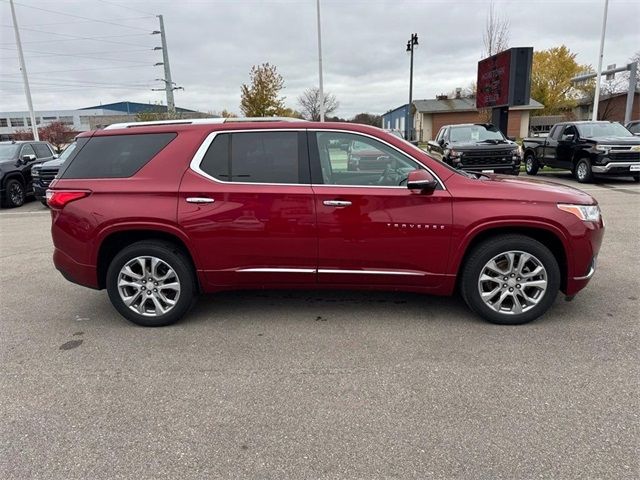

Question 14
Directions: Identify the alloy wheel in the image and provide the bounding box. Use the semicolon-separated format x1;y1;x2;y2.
577;162;588;181
9;182;24;206
477;250;548;315
117;256;181;317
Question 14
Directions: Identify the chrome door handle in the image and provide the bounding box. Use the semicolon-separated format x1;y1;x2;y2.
186;197;215;204
323;200;352;207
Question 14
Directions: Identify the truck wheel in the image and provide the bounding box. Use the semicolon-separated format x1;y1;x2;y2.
3;179;26;208
574;158;593;183
460;235;560;325
524;153;539;175
106;240;197;327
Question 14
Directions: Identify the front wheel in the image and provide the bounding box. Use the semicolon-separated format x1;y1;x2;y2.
3;179;26;208
460;235;560;325
106;241;196;327
574;158;593;183
524;153;539;175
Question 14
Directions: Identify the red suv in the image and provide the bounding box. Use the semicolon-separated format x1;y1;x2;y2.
48;118;604;327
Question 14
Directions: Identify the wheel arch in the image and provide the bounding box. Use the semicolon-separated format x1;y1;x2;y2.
454;225;569;293
96;228;201;291
2;172;26;188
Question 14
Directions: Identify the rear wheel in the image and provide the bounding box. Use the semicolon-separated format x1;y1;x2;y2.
461;235;560;325
574;158;593;183
106;241;196;327
524;153;539;175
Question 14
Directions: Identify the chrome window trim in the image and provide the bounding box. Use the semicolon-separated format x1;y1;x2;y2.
188;128;446;190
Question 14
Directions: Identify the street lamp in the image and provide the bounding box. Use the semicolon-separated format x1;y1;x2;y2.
406;33;418;141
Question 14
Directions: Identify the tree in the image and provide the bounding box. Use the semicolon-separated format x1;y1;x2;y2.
297;87;339;121
39;121;74;152
220;109;237;118
482;1;510;58
530;45;593;115
11;121;74;152
350;113;382;127
240;63;287;117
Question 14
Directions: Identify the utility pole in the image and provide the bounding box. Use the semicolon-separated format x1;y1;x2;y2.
9;0;38;140
152;15;181;113
316;0;325;122
592;0;609;121
406;33;418;140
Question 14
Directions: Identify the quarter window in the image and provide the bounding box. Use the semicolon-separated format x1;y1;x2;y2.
199;131;301;184
313;132;421;187
33;143;53;158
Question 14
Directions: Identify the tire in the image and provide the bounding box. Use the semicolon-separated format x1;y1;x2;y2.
524;153;539;175
574;158;593;183
460;235;560;325
106;240;197;327
2;179;26;208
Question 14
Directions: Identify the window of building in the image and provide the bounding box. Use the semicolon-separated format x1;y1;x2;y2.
59;116;74;126
0;119;8;127
10;118;25;127
199;131;300;184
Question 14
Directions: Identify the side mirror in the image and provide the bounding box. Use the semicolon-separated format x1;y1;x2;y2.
407;169;438;192
426;140;440;151
22;154;36;164
561;134;575;142
438;138;446;146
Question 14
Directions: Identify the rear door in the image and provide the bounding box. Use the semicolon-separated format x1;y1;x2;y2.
178;129;317;288
309;130;452;288
542;125;560;165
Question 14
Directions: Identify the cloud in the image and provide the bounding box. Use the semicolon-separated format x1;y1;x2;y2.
1;0;638;117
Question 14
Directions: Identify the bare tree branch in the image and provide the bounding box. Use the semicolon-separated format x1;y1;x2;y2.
297;87;339;121
482;1;510;58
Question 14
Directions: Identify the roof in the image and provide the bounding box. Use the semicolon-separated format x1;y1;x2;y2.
79;101;197;114
383;104;409;115
413;97;544;113
575;91;639;106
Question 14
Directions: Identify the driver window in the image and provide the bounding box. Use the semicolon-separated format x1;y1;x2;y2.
314;131;421;187
20;144;36;158
561;125;577;141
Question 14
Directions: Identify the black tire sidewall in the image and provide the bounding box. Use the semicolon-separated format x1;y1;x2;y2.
461;235;560;325
106;241;196;327
5;179;25;208
575;158;593;183
525;154;538;175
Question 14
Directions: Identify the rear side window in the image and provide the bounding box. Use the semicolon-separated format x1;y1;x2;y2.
60;133;176;179
33;143;53;158
199;131;302;184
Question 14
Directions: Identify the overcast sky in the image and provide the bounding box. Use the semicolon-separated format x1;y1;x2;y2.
1;0;638;117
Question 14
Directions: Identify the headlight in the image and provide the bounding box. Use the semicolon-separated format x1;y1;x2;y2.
557;203;601;222
511;146;522;157
595;145;611;153
449;149;462;158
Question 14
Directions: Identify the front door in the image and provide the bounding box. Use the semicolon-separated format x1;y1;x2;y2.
179;130;317;287
309;130;452;288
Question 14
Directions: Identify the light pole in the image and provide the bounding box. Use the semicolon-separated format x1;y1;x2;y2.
592;0;609;121
316;0;325;121
406;33;418;140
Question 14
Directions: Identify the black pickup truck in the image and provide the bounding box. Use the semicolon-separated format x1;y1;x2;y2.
426;123;521;175
522;121;640;183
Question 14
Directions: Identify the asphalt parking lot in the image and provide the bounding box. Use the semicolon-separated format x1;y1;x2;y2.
1;173;638;479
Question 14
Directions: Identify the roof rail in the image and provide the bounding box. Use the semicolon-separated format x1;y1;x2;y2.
103;117;306;130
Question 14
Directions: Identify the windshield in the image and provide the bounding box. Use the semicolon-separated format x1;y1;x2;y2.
0;144;20;160
576;122;633;138
57;142;77;161
450;125;506;143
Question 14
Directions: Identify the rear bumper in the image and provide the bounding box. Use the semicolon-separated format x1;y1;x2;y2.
53;247;100;289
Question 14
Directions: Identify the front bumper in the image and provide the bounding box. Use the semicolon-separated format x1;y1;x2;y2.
592;161;640;174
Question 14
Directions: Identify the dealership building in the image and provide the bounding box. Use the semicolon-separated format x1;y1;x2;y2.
382;96;544;141
0;101;210;137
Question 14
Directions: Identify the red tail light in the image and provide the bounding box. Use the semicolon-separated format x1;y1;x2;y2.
46;190;91;209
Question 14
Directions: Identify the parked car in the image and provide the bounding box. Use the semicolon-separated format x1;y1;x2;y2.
0;140;56;207
426;123;521;175
347;138;394;171
625;120;640;136
48;118;604;327
522;121;640;183
32;141;77;206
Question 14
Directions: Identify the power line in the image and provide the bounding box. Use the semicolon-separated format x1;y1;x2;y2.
4;1;153;32
96;0;157;16
0;64;153;76
0;26;154;46
1;79;154;90
8;16;154;28
0;47;153;63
